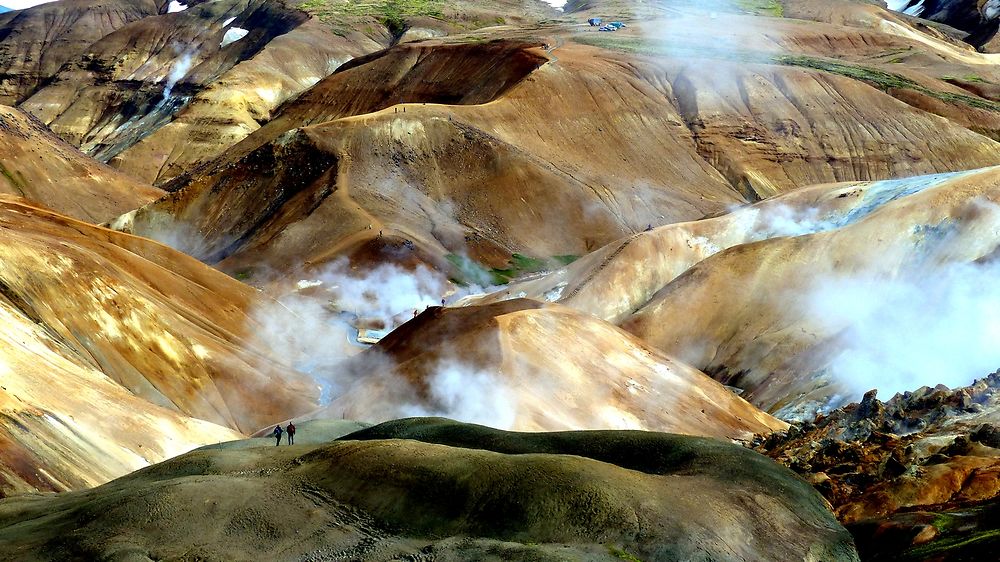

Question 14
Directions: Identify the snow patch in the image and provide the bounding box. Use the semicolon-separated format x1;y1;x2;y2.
221;27;249;47
885;0;925;17
542;282;567;302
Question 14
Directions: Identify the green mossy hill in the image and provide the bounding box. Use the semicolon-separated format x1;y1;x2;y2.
198;419;372;450
345;416;808;482
0;418;859;561
335;418;858;560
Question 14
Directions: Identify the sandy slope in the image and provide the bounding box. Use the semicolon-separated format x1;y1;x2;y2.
0;105;162;223
0;196;321;430
624;166;1000;415
114;4;1000;283
309;299;787;439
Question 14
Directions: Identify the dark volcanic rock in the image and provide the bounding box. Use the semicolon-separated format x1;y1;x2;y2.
972;423;1000;448
758;372;1000;499
889;0;1000;48
756;371;1000;558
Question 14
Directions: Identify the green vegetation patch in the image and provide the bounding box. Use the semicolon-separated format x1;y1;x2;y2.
942;74;992;84
0;162;27;197
573;34;1000;114
447;253;579;286
775;54;1000;112
733;0;783;17
608;545;644;562
446;253;503;286
298;0;445;30
906;527;1000;559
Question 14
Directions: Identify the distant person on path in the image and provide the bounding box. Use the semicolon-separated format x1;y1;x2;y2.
286;422;296;445
272;425;283;446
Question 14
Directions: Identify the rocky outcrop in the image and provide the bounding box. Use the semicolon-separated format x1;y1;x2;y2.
756;372;1000;530
849;499;1000;560
753;370;1000;559
887;0;1000;48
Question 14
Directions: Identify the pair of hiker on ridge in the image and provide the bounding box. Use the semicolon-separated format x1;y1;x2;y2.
272;422;296;445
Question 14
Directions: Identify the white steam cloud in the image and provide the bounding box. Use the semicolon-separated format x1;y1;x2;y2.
400;358;518;429
638;0;777;58
250;258;449;371
746;204;838;240
307;257;449;328
810;261;1000;400
248;257;505;413
250;273;523;429
162;51;194;99
113;211;225;260
801;197;1000;403
251;293;357;403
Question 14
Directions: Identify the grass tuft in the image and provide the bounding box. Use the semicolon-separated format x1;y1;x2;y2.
733;0;783;17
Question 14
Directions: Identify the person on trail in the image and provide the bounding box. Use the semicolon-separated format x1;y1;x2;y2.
272;425;283;446
286;422;296;445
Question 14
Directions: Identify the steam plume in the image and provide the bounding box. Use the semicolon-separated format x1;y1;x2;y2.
163;51;194;99
802;198;1000;402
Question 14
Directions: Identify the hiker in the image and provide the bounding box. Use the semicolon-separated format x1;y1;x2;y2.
272;425;283;446
286;422;296;445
